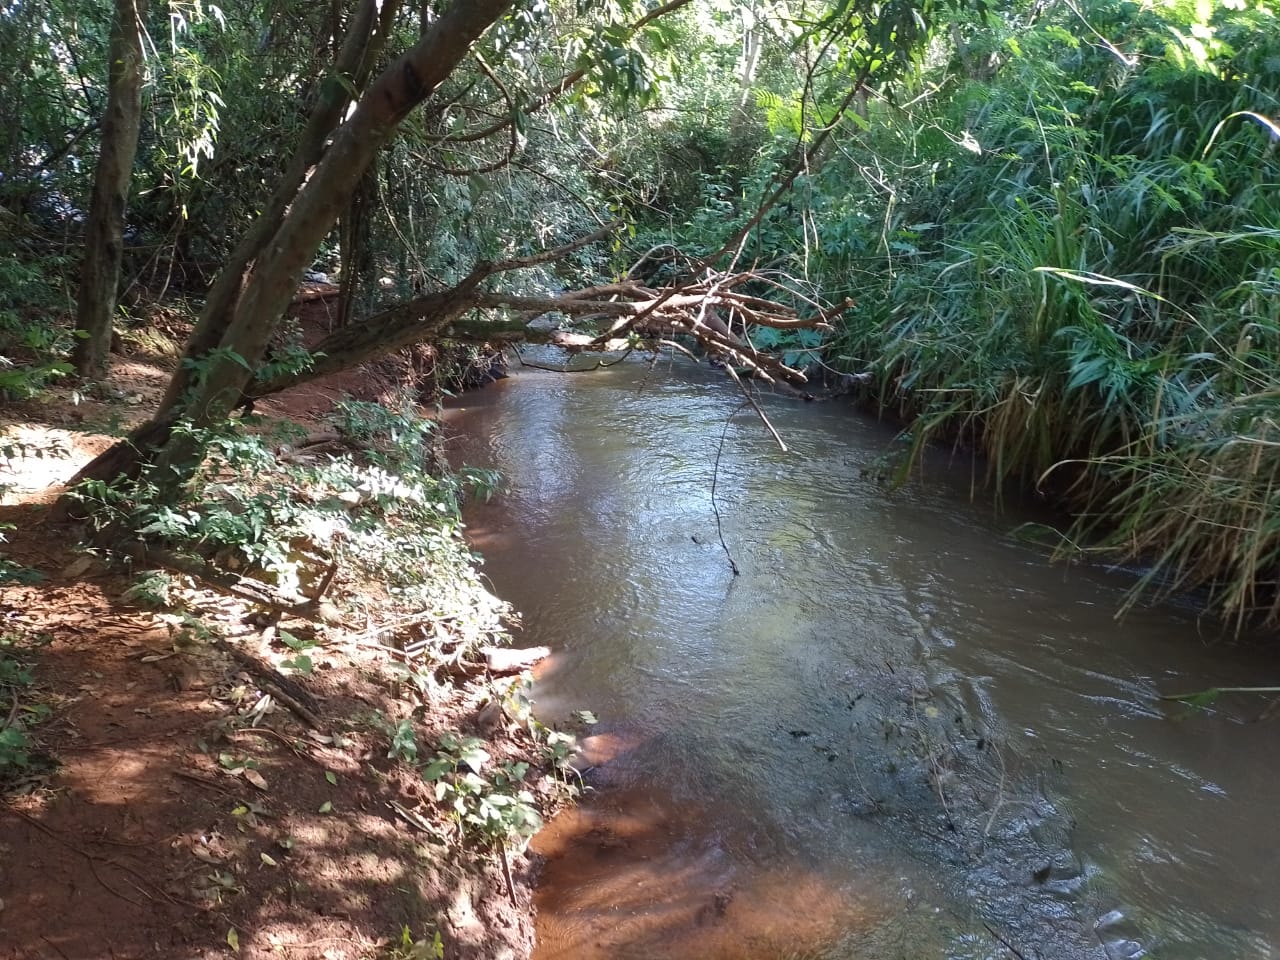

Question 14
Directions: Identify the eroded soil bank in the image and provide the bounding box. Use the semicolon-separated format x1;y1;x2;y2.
1;325;561;960
0;555;540;960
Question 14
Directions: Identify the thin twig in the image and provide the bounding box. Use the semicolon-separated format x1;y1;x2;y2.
228;726;319;763
982;919;1034;960
488;220;623;274
723;365;788;453
498;843;518;908
914;696;958;836
172;769;236;794
512;345;633;373
711;403;746;576
4;805;158;907
360;608;447;641
343;637;417;660
656;339;701;363
983;741;1009;842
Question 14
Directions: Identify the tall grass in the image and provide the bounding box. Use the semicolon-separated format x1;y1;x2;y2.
812;0;1280;626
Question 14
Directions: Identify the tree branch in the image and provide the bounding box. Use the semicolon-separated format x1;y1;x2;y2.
434;0;695;146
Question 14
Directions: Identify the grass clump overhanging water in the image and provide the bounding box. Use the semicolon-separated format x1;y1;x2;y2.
837;3;1280;627
646;0;1280;627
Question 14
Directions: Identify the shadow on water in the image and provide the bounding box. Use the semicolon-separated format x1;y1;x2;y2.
449;352;1280;960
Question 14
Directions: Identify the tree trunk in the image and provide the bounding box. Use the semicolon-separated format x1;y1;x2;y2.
159;0;398;408
57;0;514;505
251;266;495;396
167;0;513;438
72;0;146;380
336;168;376;329
729;2;761;141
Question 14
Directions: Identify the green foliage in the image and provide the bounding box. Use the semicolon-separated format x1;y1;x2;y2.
0;639;49;779
385;925;444;960
120;570;177;608
749;325;825;369
1161;685;1280;711
727;0;1280;625
422;732;543;845
277;629;317;676
0;523;42;585
72;400;509;647
498;677;587;786
386;717;420;765
0;254;75;400
9;0;1274;627
383;722;544;846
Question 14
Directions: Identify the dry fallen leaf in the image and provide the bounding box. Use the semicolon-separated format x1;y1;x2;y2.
243;769;268;791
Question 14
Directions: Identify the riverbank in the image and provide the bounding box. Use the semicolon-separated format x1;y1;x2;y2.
0;330;567;960
818;33;1280;630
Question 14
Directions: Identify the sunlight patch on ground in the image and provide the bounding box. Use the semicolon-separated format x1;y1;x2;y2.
0;422;105;502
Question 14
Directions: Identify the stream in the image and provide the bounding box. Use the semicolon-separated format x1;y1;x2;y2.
449;353;1280;960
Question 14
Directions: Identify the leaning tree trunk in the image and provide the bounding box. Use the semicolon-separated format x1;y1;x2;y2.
55;0;515;511
72;0;146;380
169;0;514;430
159;0;398;409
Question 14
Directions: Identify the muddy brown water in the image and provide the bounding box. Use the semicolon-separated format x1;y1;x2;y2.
449;353;1280;960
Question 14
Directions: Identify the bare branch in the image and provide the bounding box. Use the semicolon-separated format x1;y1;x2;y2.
489;220;623;273
434;0;696;146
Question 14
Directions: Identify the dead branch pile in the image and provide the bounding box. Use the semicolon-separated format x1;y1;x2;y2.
477;268;851;388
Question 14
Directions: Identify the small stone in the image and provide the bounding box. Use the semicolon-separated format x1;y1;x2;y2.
62;554;97;578
476;700;505;734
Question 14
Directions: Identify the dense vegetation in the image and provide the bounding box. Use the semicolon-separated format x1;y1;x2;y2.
1;0;1278;627
755;0;1280;627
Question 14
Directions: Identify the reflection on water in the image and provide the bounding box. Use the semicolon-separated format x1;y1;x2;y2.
449;353;1280;960
532;795;883;960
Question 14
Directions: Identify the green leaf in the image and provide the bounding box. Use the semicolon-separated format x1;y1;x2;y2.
458;742;490;772
422;758;452;781
324;770;337;785
331;71;358;97
280;655;313;675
